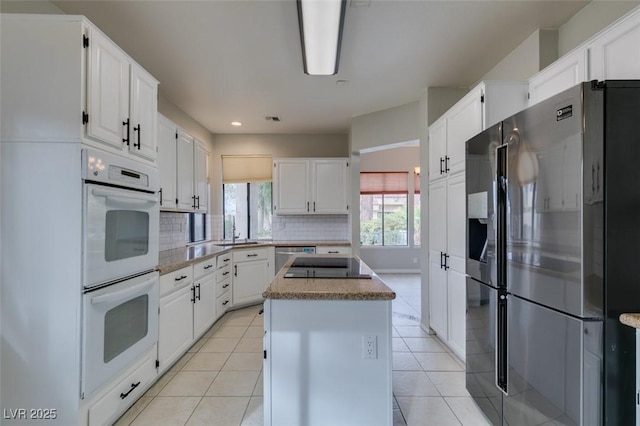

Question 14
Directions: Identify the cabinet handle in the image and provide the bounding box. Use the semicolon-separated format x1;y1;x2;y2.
444;253;450;270
222;300;229;306
439;252;444;269
191;286;196;303
196;283;201;301
204;264;214;270
196;195;200;210
313;201;316;212
440;158;444;175
122;118;130;146
133;124;141;149
445;156;450;173
192;195;197;209
223;258;230;263
120;381;140;400
234;265;238;277
307;201;310;212
328;251;339;254
247;253;258;257
223;283;230;289
174;275;187;282
159;188;163;206
222;271;230;276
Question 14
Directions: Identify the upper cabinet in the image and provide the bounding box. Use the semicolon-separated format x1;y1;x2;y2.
528;6;640;107
0;15;158;165
428;81;528;183
528;48;588;106
273;158;350;215
157;114;209;212
588;7;640;80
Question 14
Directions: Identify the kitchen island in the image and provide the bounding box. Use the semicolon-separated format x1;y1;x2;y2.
262;255;396;426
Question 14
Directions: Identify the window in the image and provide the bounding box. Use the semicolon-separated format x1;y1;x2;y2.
222;155;273;240
187;213;206;243
360;172;409;246
223;182;272;239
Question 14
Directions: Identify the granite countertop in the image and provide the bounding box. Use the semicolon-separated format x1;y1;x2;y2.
619;313;640;330
263;255;396;301
157;240;351;275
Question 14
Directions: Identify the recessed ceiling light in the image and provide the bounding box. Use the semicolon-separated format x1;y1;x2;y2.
231;121;242;126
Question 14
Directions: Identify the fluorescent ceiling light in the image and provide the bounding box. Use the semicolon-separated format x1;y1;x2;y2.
297;0;346;75
231;121;242;126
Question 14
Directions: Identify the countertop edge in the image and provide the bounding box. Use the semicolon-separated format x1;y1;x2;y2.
619;313;640;330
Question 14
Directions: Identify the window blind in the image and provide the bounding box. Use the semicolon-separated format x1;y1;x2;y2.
222;155;272;183
360;172;409;194
414;173;420;194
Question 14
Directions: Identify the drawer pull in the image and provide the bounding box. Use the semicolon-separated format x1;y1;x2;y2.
204;264;214;270
247;253;259;257
222;271;230;276
120;381;141;400
223;258;230;263
328;251;339;254
174;275;187;282
222;300;229;306
222;284;230;289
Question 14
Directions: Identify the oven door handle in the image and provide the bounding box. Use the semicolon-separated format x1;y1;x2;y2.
91;278;156;305
92;188;159;204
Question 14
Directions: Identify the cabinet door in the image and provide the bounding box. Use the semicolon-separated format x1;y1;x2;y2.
428;181;447;253
233;259;268;305
312;159;349;214
447;268;466;359
446;174;466;268
274;159;309;214
446;86;482;176
87;28;130;150
176;129;195;210
158;115;177;210
528;48;588;106
589;9;640;80
194;139;208;213
158;285;193;373
428;119;447;182
129;64;158;162
193;275;216;339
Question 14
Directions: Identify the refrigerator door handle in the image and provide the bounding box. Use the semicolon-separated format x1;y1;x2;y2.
496;290;508;394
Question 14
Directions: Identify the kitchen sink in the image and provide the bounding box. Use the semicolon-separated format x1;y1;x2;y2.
214;241;260;246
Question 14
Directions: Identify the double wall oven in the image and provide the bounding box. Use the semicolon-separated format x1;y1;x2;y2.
81;148;160;399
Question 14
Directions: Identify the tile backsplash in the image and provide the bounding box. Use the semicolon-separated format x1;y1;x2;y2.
160;212;349;251
271;214;349;241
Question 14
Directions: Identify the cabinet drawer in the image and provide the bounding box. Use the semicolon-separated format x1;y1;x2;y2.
217;253;232;269
217;264;232;283
316;246;351;255
194;258;216;279
159;266;193;297
233;248;268;262
216;278;231;298
216;292;232;316
88;346;157;426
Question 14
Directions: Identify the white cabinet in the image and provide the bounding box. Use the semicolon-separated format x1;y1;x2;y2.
528;48;588;106
428;174;466;359
588;7;640;81
161;122;209;212
0;15;158;165
158;114;177;209
232;248;270;306
428;81;528;183
316;246;351;255
158;260;217;374
85;26;158;162
158;271;193;374
216;253;233;319
273;158;350;215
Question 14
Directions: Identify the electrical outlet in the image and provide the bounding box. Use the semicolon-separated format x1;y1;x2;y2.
362;335;377;359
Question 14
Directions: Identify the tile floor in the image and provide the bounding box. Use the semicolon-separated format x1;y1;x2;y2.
114;274;491;426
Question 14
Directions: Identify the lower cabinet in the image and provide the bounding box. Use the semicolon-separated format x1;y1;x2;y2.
232;248;271;306
193;273;216;338
316;245;351;255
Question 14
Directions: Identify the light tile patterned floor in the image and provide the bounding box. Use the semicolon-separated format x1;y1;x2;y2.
115;274;491;426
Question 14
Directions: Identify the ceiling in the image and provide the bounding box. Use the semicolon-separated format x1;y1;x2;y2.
51;0;589;134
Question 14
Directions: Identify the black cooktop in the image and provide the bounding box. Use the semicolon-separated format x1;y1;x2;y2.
285;257;372;279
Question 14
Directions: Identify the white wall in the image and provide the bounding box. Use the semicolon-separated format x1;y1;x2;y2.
0;0;63;14
350;102;420;152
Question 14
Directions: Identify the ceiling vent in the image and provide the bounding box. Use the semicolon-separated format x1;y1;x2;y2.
265;116;281;122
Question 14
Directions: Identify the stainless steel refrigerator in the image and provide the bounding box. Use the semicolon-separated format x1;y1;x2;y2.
465;80;640;425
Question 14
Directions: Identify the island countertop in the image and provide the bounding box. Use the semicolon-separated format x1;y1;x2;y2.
262;254;396;301
619;313;640;329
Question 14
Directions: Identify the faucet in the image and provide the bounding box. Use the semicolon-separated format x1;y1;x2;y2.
232;216;241;244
